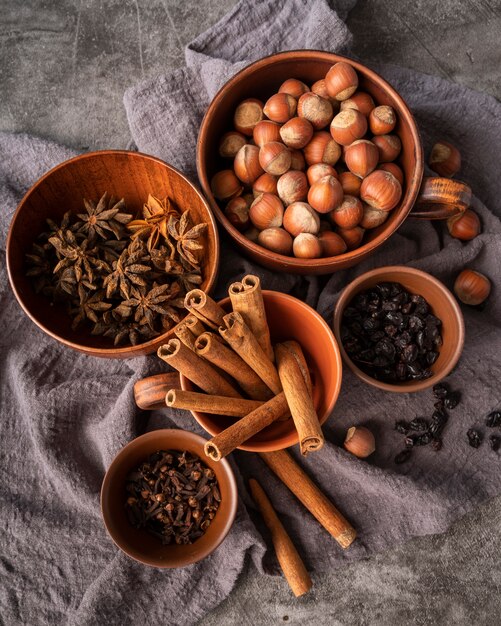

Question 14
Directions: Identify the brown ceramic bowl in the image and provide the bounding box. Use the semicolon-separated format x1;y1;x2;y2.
332;266;465;392
181;290;343;451
100;429;237;568
6;150;219;358
197;50;471;275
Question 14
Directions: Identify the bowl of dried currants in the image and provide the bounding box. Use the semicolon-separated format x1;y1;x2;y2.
100;428;237;568
332;266;464;392
197;50;472;274
6;150;219;357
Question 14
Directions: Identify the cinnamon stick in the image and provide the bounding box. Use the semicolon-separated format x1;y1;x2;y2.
229;275;274;362
184;289;226;329
195;332;273;401
184;314;206;337
282;340;313;396
157;339;242;398
204;392;289;461
249;478;312;597
259;450;356;549
174;322;197;350
134;372;180;410
166;389;263;417
219;312;282;395
275;343;324;455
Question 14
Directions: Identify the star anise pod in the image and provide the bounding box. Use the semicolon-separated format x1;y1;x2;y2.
167;211;207;267
103;239;151;299
114;283;177;329
101;321;159;346
69;285;112;330
77;192;133;241
53;267;80;296
127;195;179;252
49;229;110;283
25;242;54;292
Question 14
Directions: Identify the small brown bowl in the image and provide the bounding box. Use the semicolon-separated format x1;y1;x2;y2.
6;150;219;358
181;290;343;451
332;266;465;393
100;429;237;568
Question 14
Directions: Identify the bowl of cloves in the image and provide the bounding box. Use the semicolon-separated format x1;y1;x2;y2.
333;266;464;392
100;428;237;568
6;150;219;358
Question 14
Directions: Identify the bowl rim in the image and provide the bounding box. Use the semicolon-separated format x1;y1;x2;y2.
332;265;465;392
6;149;220;356
196;49;424;272
180;289;343;451
100;428;238;568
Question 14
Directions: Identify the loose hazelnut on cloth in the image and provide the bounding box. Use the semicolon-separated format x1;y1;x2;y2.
454;269;491;305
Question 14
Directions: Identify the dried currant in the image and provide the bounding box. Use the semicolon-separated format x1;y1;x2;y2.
467;429;482;448
395;420;409;434
444;391;460;410
409;418;429;431
394;449;412;464
431;438;442;451
433;383;449;399
489;435;500;452
486;411;501;428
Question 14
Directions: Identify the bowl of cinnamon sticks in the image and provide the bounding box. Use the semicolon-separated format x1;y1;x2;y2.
156;275;343;456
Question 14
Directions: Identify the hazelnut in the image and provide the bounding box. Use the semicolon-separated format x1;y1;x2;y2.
253;172;278;197
234;98;264;136
259;142;292;176
303;131;342;166
263;93;297;123
249;193;284;230
360;170;402;211
330;109;367;146
219;131;247;158
339;171;362;197
325;61;359;101
378;162;404;186
447;208;481;240
225;196;250;231
277;170;309;206
279;78;309;98
211;170;243;201
283;202;320;236
234;144;264;184
293;233;322;258
307;163;338;186
343;426;375;458
454;269;491;306
290;149;306;171
318;231;347;256
344;139;379;178
311;79;336;103
307;174;344;214
337;226;365;249
360;204;389;229
329;195;363;229
372;134;402;162
340;91;375;117
369;105;397;135
429;140;461;177
279;117;314;149
258;227;293;255
297;92;334;130
253;120;282;147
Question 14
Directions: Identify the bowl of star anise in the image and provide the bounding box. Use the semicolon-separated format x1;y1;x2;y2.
6;150;219;357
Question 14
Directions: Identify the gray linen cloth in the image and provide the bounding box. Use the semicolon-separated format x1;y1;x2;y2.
1;0;501;624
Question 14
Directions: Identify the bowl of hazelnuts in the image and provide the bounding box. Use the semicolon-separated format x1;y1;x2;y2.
196;51;472;274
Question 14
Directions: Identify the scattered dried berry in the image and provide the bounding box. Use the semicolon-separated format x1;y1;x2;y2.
433;382;449;399
394;449;412;464
486;411;501;428
409;418;429;431
341;282;442;383
444;391;460;410
489;435;500;452
395;420;409;434
467;429;482;449
431;438;442;451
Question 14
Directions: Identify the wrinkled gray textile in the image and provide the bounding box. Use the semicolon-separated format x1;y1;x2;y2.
1;0;501;624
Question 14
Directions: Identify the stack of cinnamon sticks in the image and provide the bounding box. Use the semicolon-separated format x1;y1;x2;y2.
157;274;325;461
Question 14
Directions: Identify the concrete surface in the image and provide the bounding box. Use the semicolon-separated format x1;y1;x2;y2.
1;1;501;624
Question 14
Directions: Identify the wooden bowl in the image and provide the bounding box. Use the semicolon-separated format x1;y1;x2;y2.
181;290;343;451
332;266;464;392
100;429;237;568
6;151;219;358
197;50;424;275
